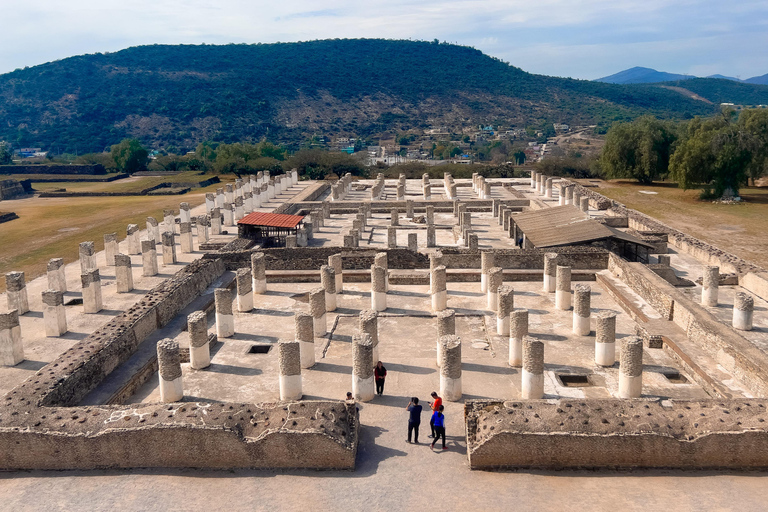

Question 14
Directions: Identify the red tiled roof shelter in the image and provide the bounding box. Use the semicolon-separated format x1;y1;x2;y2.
238;212;304;229
237;212;305;247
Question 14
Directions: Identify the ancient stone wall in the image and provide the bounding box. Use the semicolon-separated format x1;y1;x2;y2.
0;179;27;200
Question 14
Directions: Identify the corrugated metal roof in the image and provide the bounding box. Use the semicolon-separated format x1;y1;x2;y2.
514;205;650;248
238;212;304;228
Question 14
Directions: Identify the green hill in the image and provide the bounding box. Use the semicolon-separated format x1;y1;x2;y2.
2;39;767;152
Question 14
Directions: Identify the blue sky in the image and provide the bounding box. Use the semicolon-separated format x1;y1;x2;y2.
2;0;767;79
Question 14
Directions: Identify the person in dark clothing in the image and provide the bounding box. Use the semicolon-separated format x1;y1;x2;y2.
431;405;447;450
374;361;387;396
406;397;423;444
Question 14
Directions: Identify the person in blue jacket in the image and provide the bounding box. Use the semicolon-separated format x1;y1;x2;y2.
430;405;447;450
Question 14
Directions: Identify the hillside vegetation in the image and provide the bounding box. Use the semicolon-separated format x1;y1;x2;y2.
3;39;768;152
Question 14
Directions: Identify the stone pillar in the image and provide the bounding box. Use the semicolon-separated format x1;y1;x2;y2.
406;199;414;219
223;203;234;226
595;311;617;366
236;268;253;312
702;265;719;307
114;254;134;293
157;338;183;402
205;193;215;213
487;267;503;311
197;215;210;244
147;217;160;242
426;226;436;248
305;221;314;241
141;239;158;277
309;287;327;336
565;185;574;205
558;184;567;206
408;232;418;252
543;253;558;293
522;336;544;399
439;335;462;401
352;333;375;402
79;241;96;274
179;202;191;223
81;269;102;314
295;312;315;369
47;258;67;293
387;227;397;248
483;182;491;200
509;309;528;367
234;196;244;221
619;336;643;398
329;253;343;293
126;224;141;255
425;205;435;225
104;233;118;266
215;188;224;208
179;222;194;253
321;265;337;312
573;191;582;209
436;309;455;367
251;252;267;295
423;183;431;200
278;339;303;400
431;265;447;311
225;183;235;203
733;292;754;331
5;272;29;315
215;288;234;338
555;265;572;310
573;284;591;335
163;209;176;233
210;208;222;235
580;196;589;213
530;170;537;188
480;251;494;293
0;310;24;366
162;232;177;265
371;264;388;312
42;289;67;336
286;235;297;248
545;178;553;198
502;209;512;232
497;284;514;335
359;309;379;367
390;208;399;226
375;252;388;292
187;310;210;369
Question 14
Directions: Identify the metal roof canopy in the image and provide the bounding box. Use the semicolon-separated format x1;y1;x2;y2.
238;212;304;229
513;205;652;248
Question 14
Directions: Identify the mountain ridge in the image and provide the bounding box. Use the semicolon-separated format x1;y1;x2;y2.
597;66;766;84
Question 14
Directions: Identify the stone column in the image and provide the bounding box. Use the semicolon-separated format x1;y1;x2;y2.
555;265;572;310
565;185;574;205
5;272;29;315
321;265;337;312
179;202;191;223
406;199;414;218
104;233;118;266
423;183;431;200
251;252;267;295
522;336;544;399
733;292;754;331
236;268;253;312
425;205;435;225
390;208;399;226
115;254;134;293
702;265;719;307
387;227;397;248
426;226;436;248
162;232;177;265
179;222;194;253
141;239;158;276
42;289;67;337
497;285;514;335
187;310;210;369
618;336;643;398
197;215;210;244
573;284;591;335
439;335;462;401
431;265;447;311
126;224;141;255
305;221;314;240
223;203;234;226
225;183;235;203
558;184;567;206
371;265;387;312
278;339;303;400
234;196;244;221
329;253;343;293
487;267;503;310
509;309;528;367
205;193;215;213
580;196;589;213
81;269;102;314
595;311;617;366
0;310;24;366
375;252;388;292
309;287;327;336
295;311;315;369
210;208;222;235
215;188;225;208
79;241;96;274
480;251;495;293
47;258;67;292
530;170;537;188
359;309;379;367
483;182;491;200
543;253;558;292
163;209;176;233
545;178;553;198
352;333;375;402
408;233;418;252
214;288;234;338
436;309;455;367
157;338;183;402
573;191;582;209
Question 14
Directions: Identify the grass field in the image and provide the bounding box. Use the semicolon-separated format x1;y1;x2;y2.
589;180;768;270
31;172;217;194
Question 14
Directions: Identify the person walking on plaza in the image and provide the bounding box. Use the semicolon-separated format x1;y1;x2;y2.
374;361;387;396
430;405;447;450
406;397;423;444
428;391;442;438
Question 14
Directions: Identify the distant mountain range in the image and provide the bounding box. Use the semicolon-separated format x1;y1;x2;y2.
597;66;768;86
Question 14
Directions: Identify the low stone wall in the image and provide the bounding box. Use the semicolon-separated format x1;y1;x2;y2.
0;164;106;175
0;212;18;223
741;272;768;302
466;399;768;469
607;254;674;319
0;179;27;199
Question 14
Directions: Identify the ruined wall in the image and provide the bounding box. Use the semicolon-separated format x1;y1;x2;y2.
740;272;768;303
0;164;106;175
0;179;27;199
466;399;768;469
607;254;674;319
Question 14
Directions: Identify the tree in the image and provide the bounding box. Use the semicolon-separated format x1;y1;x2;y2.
599;116;678;184
110;139;148;174
0;142;12;165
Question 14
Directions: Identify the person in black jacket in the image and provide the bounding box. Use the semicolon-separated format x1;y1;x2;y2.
374;361;387;396
406;397;423;443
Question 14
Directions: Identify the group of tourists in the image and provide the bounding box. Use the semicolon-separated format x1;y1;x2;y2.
406;392;446;450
